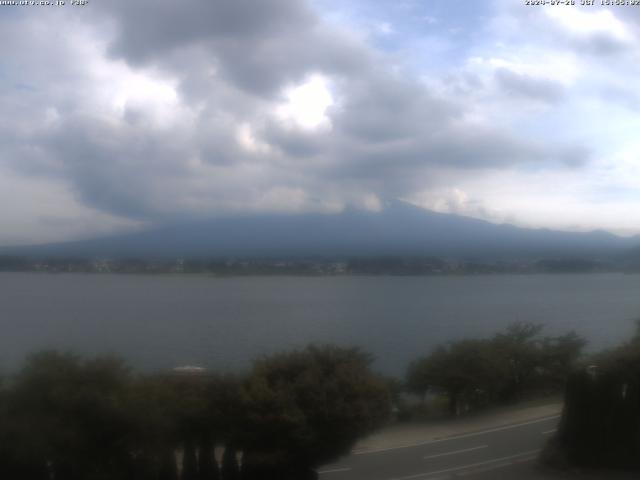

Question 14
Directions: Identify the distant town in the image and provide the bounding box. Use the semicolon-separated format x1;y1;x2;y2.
0;255;629;275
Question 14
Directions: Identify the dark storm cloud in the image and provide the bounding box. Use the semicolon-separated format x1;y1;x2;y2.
94;0;368;97
38;115;195;219
494;68;565;104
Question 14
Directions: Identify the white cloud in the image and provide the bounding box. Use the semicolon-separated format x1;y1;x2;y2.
236;124;272;154
276;74;335;130
375;21;394;35
545;7;633;44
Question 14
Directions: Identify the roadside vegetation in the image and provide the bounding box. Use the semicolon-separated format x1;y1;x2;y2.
543;321;640;471
0;346;390;480
405;322;585;419
3;321;640;478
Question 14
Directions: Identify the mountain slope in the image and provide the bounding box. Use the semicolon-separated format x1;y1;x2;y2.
2;202;637;259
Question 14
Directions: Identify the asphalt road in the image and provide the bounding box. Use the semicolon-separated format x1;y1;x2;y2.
317;415;562;480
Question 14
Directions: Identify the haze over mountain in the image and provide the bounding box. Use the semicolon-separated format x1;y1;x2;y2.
3;202;637;260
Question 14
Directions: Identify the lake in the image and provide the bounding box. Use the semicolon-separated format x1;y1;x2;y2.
1;272;639;376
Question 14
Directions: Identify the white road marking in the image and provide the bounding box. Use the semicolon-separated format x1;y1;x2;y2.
354;415;560;455
423;445;488;460
458;452;537;476
318;467;352;475
389;449;540;480
541;429;556;435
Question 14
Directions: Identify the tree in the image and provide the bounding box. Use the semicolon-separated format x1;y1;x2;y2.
407;339;504;416
126;374;184;480
0;345;390;479
550;328;640;471
6;351;136;480
0;375;50;480
407;323;586;417
405;360;430;401
490;322;544;401
157;448;179;480
239;345;390;478
198;434;219;480
182;439;198;480
220;446;240;480
538;331;586;392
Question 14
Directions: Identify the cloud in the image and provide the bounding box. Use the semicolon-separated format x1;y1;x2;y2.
0;166;142;246
494;68;565;104
0;0;620;244
544;8;634;55
93;0;368;97
599;86;640;112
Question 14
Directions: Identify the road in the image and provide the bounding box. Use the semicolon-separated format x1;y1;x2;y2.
318;415;563;480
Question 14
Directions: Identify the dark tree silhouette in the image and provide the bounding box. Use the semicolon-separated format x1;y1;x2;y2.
158;448;179;480
182;439;198;480
5;352;136;480
198;435;219;480
239;345;390;476
550;324;640;471
221;446;240;480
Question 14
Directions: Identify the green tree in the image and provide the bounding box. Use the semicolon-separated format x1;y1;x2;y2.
7;351;136;480
407;323;586;416
538;331;586;392
490;322;544;401
239;345;390;478
407;339;504;416
126;374;183;479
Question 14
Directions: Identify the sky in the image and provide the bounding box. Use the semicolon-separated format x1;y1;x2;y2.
2;0;640;246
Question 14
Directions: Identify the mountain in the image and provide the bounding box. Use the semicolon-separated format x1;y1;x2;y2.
2;201;637;260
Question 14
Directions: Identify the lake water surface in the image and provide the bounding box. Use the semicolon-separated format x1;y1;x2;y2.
1;273;639;376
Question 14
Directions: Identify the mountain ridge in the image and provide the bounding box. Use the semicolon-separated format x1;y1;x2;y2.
2;201;637;260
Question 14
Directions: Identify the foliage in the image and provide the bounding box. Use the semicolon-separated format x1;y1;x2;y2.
0;345;390;479
239;345;391;476
3;351;135;479
0;326;591;477
551;325;640;470
407;339;506;415
537;331;587;392
407;322;586;416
